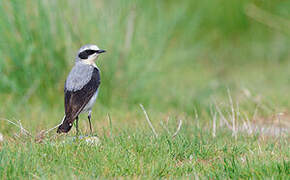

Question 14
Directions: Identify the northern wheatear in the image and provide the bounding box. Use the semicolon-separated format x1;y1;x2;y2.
57;44;106;134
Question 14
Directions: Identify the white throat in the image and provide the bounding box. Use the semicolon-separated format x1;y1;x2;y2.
80;55;98;68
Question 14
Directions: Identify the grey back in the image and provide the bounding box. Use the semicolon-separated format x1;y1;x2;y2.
65;63;95;91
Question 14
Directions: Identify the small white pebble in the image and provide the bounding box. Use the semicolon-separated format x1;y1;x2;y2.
84;136;100;145
243;88;251;97
0;133;3;142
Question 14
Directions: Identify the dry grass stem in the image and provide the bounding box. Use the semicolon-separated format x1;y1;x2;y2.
172;120;183;138
212;112;217;138
139;104;158;138
214;103;232;129
227;89;237;138
0;118;31;137
160;121;170;134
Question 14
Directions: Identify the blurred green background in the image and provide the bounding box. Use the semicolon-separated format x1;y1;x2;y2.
0;0;289;133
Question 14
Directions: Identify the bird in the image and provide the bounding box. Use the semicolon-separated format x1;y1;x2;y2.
57;44;106;134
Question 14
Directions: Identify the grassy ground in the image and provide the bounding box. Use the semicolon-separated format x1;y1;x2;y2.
1;129;289;179
0;0;289;178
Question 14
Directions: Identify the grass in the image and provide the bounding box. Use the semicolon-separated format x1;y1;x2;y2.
0;0;289;178
0;124;289;178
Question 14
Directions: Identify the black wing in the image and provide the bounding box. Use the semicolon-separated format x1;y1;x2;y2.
64;68;100;123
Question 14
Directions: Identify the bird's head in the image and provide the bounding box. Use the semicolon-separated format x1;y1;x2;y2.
76;44;106;65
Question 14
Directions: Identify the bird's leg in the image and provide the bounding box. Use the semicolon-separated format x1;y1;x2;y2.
75;116;79;136
88;111;93;135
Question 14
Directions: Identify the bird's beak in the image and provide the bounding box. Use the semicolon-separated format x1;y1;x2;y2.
96;49;106;54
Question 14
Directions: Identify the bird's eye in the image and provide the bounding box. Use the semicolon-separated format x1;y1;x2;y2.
78;49;96;59
86;50;96;55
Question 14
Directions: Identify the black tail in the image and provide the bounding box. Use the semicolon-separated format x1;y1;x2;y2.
57;116;73;133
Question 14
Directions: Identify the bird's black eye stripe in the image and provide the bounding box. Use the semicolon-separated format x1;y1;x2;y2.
78;49;96;59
